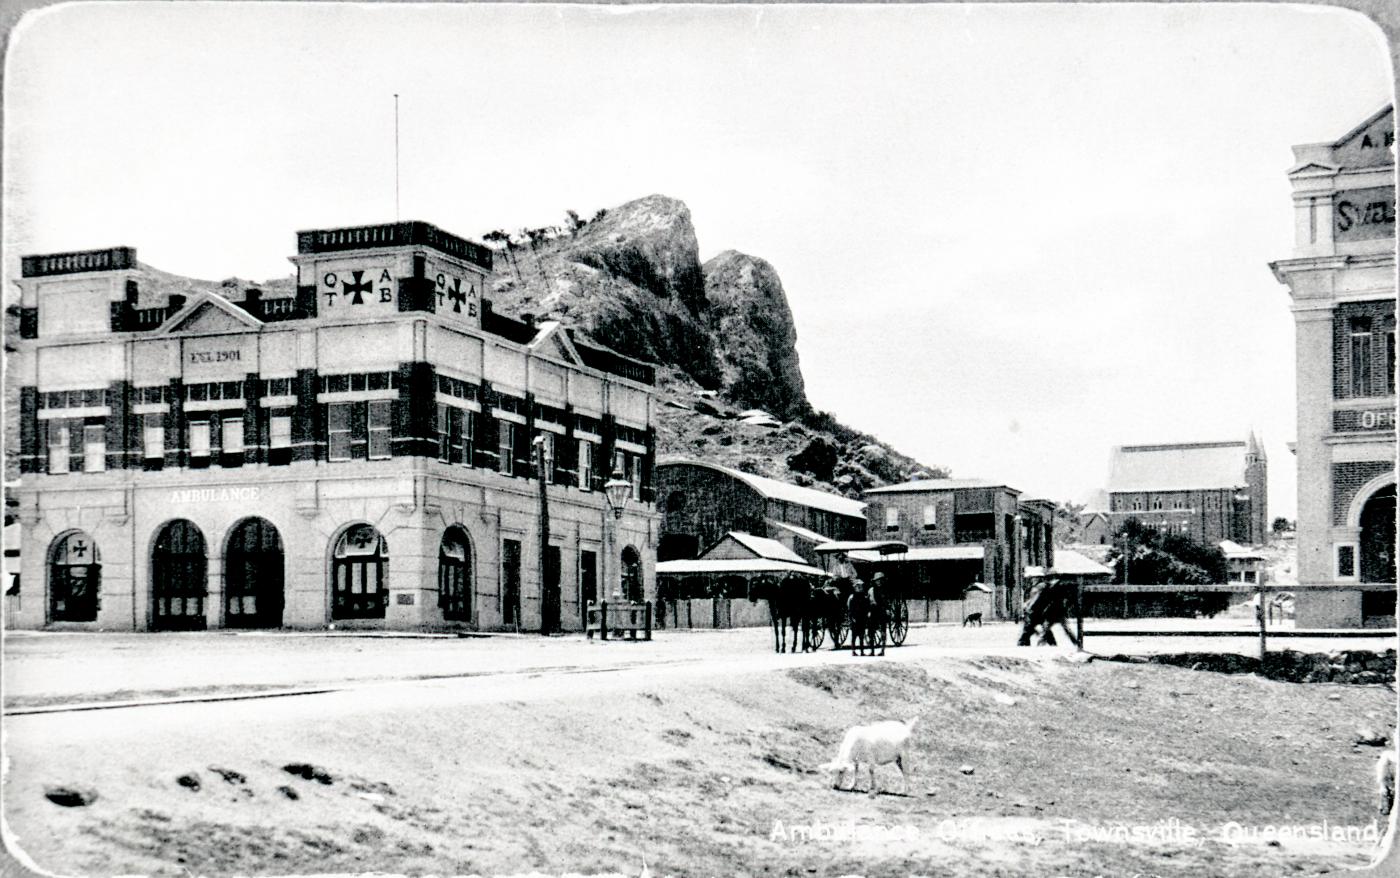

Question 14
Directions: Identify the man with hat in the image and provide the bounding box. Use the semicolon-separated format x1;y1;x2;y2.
1017;568;1080;648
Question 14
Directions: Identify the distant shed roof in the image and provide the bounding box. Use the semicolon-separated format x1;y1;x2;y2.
658;460;865;518
721;533;807;565
1026;549;1112;578
1219;540;1266;560
769;521;828;544
1107;441;1248;493
864;478;1018;495
656;558;827;577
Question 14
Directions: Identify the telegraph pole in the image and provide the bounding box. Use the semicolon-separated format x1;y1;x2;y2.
394;93;400;221
534;436;554;634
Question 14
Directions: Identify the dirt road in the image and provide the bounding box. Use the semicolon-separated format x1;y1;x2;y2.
3;629;1396;877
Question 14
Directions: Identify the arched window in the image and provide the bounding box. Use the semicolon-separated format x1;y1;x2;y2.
152;520;208;631
50;531;100;622
225;517;284;628
332;524;389;620
621;545;643;603
439;527;472;623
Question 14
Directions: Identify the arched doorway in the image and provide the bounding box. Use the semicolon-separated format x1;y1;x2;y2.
438;527;472;623
152;520;208;631
1361;484;1396;584
332;524;389;620
621;545;642;603
49;531;100;623
225;518;284;628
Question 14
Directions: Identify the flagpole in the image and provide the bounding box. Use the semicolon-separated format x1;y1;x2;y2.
394;93;400;221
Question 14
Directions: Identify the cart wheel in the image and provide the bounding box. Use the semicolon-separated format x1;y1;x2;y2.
830;615;849;649
888;599;910;646
809;623;826;651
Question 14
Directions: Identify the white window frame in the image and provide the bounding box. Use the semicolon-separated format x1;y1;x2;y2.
327;402;352;462
922;504;937;529
367;400;392;460
578;438;592;491
143;414;164;459
48;421;70;474
1335;543;1360;582
83;424;106;473
499;422;515;476
460;408;474;466
222;416;245;456
270;414;292;449
437;404;453;463
189;421;212;459
885;506;900;531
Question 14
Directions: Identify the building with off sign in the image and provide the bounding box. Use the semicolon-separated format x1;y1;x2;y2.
1270;104;1396;628
7;221;658;632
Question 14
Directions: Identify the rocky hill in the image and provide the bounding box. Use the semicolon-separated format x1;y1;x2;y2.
3;195;948;503
481;194;946;495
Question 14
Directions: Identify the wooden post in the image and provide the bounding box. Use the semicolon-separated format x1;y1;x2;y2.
644;601;653;641
1256;584;1267;662
600;600;609;642
1075;579;1084;651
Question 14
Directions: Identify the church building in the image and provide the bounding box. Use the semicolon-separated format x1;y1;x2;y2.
9;221;658;632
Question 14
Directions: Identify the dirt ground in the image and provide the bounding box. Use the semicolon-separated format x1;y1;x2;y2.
4;640;1397;877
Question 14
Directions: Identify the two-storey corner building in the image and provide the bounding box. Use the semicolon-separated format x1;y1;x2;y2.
1101;437;1268;546
860;478;1034;620
9;221;659;633
653;460;867;565
1270;105;1397;628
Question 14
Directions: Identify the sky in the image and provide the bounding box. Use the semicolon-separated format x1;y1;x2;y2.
4;2;1395;519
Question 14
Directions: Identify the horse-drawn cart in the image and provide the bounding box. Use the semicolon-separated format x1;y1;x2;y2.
813;540;911;648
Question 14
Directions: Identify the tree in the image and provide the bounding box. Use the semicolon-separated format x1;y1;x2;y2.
1053;501;1087;543
1271;517;1293;537
1105;518;1229;617
565;210;584;233
1106;517;1226;585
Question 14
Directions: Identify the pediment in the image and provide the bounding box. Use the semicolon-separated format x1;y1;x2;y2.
528;320;581;365
1333;105;1395;170
1287;161;1340;177
159;293;263;334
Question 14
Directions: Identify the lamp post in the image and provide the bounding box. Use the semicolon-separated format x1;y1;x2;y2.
603;468;631;602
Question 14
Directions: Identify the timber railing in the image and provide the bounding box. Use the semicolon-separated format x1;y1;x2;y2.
585;600;653;642
1073;583;1397;659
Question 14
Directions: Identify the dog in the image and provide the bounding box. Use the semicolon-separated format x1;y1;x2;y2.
962;612;982;627
820;717;918;796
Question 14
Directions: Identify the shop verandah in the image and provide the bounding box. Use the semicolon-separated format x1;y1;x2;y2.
655;533;996;629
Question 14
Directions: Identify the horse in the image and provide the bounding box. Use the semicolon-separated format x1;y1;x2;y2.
764;575;815;653
847;582;886;657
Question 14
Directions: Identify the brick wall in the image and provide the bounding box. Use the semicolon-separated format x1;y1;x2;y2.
1332;300;1397;399
1332;461;1396;525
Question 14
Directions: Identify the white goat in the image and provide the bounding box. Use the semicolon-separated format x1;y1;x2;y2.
820;717;919;796
1378;750;1397;818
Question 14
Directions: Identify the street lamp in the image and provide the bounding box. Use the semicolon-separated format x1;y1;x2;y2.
604;469;631;520
603;468;630;601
